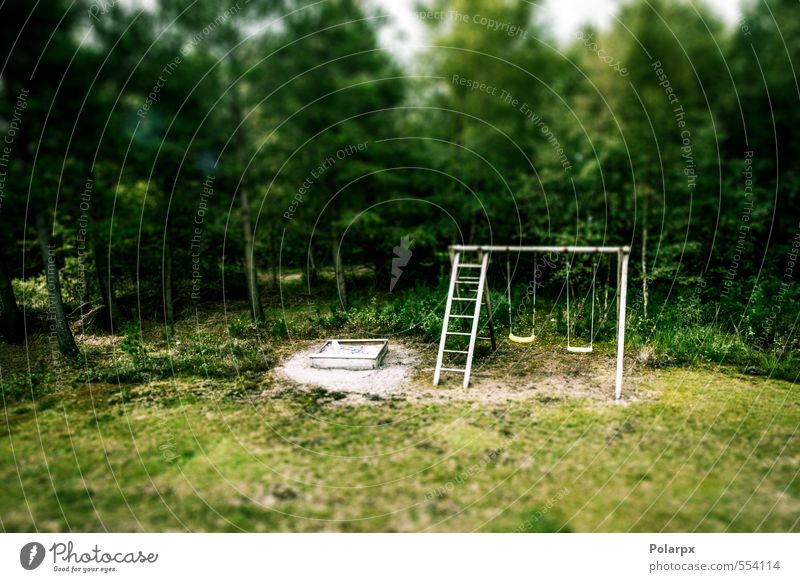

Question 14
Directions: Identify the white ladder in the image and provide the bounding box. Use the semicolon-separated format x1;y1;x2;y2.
433;250;496;388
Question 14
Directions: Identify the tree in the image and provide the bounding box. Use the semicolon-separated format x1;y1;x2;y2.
1;0;84;357
0;232;23;342
596;0;728;316
262;0;405;309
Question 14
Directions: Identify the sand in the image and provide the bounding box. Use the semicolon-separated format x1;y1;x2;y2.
278;342;421;395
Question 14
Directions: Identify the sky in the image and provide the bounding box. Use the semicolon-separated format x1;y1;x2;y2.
378;0;743;59
537;0;741;40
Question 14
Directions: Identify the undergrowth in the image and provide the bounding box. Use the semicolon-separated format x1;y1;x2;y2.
3;277;797;406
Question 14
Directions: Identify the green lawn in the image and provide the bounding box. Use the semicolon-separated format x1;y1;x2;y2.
1;350;797;532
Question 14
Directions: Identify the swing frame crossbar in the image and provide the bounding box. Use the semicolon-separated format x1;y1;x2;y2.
451;245;628;254
449;245;631;399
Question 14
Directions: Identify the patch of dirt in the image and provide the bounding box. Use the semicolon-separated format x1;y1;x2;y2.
274;342;421;397
438;343;653;404
269;339;653;405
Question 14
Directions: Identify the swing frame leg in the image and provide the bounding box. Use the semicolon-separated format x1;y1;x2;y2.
615;250;630;400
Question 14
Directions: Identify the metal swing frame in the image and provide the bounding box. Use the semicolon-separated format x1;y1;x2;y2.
435;245;631;399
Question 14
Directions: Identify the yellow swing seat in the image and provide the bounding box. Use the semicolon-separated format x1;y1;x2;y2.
566;345;592;353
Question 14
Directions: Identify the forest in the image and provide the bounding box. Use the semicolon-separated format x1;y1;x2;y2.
0;0;798;533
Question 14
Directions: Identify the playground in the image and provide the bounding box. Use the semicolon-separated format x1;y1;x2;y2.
271;245;631;402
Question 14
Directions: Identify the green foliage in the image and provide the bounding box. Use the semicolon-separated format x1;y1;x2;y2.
0;370;59;404
271;318;289;340
118;312;148;366
296;283;448;341
227;315;262;340
11;273;50;313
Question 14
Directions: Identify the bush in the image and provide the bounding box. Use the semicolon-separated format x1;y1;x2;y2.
118;313;147;365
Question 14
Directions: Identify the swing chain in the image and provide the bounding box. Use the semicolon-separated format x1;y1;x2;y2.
507;254;536;343
566;257;598;352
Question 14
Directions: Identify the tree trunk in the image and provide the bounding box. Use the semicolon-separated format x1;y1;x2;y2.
641;200;649;320
331;219;347;311
227;65;265;322
266;224;279;288
603;256;611;321
94;240;122;332
240;186;264;321
270;248;279;288
0;256;23;342
35;209;78;357
163;237;175;326
373;252;383;289
306;251;319;293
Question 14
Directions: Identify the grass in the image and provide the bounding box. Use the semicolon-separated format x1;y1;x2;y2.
0;279;798;532
1;352;798;531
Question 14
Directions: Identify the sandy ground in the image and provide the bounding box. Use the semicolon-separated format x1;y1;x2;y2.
277;342;421;396
271;338;652;405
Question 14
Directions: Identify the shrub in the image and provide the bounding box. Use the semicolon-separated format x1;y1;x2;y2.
118;312;147;365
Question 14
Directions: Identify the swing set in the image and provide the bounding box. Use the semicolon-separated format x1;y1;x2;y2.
434;245;631;399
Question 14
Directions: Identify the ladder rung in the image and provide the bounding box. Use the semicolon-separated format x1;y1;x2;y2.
434;252;492;389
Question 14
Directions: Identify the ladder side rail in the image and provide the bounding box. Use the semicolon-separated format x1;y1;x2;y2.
433;252;461;385
463;252;490;387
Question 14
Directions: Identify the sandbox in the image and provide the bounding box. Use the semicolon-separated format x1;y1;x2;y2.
278;341;420;395
309;339;388;370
